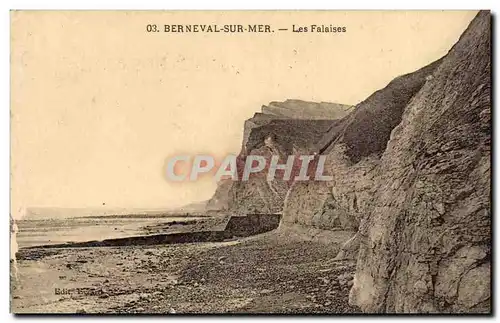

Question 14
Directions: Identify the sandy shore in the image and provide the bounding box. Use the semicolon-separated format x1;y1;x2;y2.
11;230;359;314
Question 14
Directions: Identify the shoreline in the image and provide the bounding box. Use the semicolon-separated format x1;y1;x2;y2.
12;226;358;314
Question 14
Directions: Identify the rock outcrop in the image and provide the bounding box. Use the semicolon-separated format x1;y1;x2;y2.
207;11;491;313
350;11;491;313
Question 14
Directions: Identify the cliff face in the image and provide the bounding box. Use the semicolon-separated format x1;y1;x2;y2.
281;44;448;236
283;147;378;233
206;100;353;213
206;11;490;313
282;39;443;237
350;11;491;313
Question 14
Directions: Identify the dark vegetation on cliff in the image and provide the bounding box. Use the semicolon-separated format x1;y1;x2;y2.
317;59;443;163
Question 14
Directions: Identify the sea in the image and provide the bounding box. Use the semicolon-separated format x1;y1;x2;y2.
13;215;205;249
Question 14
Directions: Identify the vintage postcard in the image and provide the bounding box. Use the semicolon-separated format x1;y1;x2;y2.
10;10;491;314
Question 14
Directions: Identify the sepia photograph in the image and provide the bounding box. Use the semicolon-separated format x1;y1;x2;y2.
10;10;491;314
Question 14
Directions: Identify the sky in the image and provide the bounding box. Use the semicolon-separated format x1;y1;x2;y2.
11;11;478;218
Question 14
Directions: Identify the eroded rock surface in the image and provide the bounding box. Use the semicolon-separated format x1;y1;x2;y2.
350;11;491;313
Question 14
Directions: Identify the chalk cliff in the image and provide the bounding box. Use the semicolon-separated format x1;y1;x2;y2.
206;100;353;213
